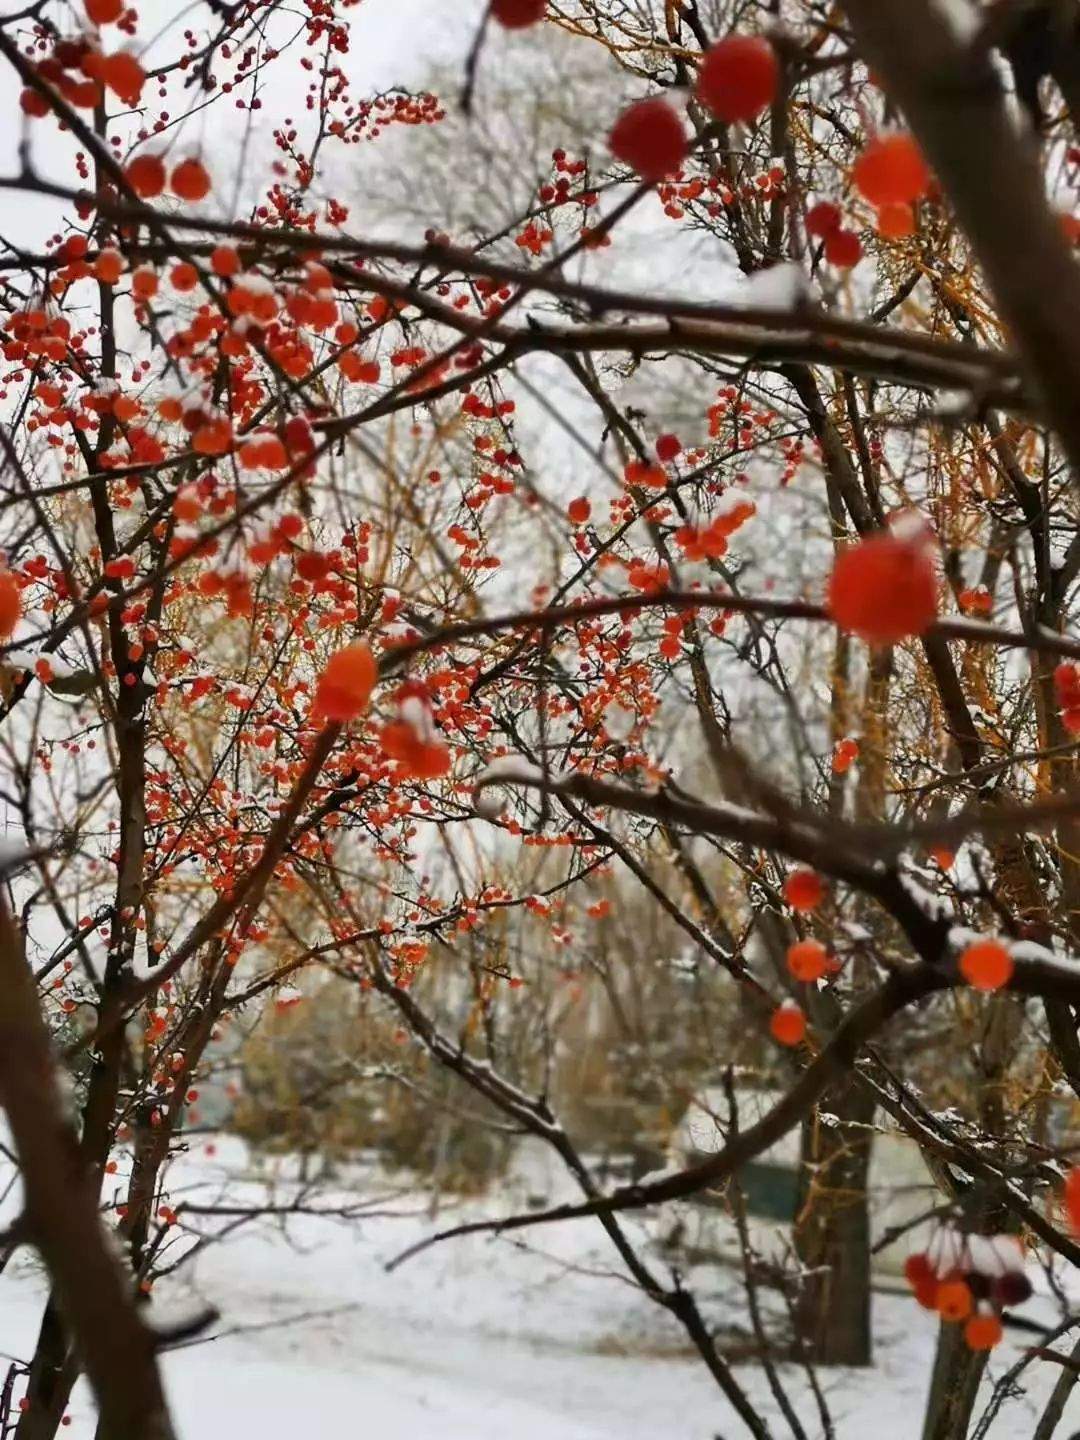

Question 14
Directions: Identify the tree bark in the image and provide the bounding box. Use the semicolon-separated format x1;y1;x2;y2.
793;1077;876;1366
0;894;175;1440
921;1318;988;1440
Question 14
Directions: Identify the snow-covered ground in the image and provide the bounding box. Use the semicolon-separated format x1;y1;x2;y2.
1;1137;1078;1439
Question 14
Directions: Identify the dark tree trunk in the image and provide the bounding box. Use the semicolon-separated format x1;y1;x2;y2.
793;1075;875;1366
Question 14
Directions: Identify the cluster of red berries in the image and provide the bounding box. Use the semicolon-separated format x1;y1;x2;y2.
125;153;212;203
806;199;862;267
20;32;145;114
852;131;930;240
768;868;832;1047
1053;662;1080;734
608;34;777;184
674;498;756;561
381;681;451;780
904;1229;1031;1351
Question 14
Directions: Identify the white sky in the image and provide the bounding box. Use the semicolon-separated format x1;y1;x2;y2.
0;0;488;248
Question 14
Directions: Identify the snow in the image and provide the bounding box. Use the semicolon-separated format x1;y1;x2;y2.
733;262;814;312
474;757;547;789
2;1137;1079;1438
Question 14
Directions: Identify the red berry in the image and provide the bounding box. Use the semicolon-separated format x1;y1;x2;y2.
827;532;937;645
20;87;50;118
1066;1166;1080;1233
963;1312;1003;1351
806;200;842;238
783;869;825;912
313;643;377;724
211;245;240;277
696;35;778;123
125;153;166;199
904;1253;933;1289
876;201;915;239
490;0;547;27
567;497;591;524
171;157;211;203
98;51;145;107
86;0;124;21
770;1002;806;1047
824;227;862;268
936;1279;972;1321
853;132;930;207
609;96;688;182
0;571;21;639
655;433;682;463
786;939;828;982
959;939;1014;992
993;1272;1032;1306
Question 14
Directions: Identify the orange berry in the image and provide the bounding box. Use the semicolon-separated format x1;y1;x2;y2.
831;737;858;774
770;1002;806;1047
170;262;199;293
696;35;778;124
853;132;930;207
131;267;158;301
930;846;955;870
567;497;591;525
211;245;240;278
936;1279;973;1322
171;157;211;203
787;939;829;982
192;420;232;456
99;51;145;107
827;532;938;646
172;487;202;522
876;201;915;239
963;1312;1003;1351
313;642;377;723
124;153;166;198
0;570;21;638
94;248;124;285
783;868;825;913
959;939;1014;992
381;722;451;780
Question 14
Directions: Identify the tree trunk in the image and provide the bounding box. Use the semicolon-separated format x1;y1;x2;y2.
793;1075;875;1366
921;1317;988;1440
